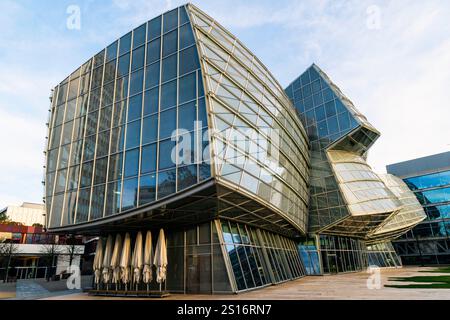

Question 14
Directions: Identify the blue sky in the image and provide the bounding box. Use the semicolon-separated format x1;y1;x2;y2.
0;0;449;208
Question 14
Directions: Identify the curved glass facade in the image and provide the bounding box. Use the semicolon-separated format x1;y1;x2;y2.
188;6;310;234
46;6;210;229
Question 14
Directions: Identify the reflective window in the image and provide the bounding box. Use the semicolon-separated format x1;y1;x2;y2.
163;8;178;33
148;16;161;40
131;46;145;71
125;120;141;149
178;165;197;191
161;80;177;110
118;53;130;77
144;87;159;116
129;69;144;96
124;148;140;178
178;101;196;132
90;184;105;220
128;94;143;122
133;24;146;49
179;72;196;104
159;108;176;139
105;181;121;215
145;62;160;89
157;169;176;199
162;54;177;82
159;139;176;170
139;173;156;204
119;32;132;55
405;170;450;190
163;30;178;57
122;177;138;211
179;23;195;49
179;46;200;75
142;115;158;144
141;143;157;174
147;38;161;65
106;41;118;61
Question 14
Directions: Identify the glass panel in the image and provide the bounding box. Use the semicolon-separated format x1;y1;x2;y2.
118;53;130;77
177;165;197;191
163;8;178;33
141;143;157;174
105;181;121;215
163;30;178;57
160;80;177;110
179;72;196;104
129;69;144;96
80;161;93;188
106;41;118;61
157;169;176;199
159;108;176;140
122;177;138;211
139;173;156;205
146;37;161;65
124;148;140;178
127;94;143;122
162;54;177;82
131;45;145;71
144;87;159;116
119;32;132;55
133;24;146;49
179;23;195;50
108;153;123;182
148;16;161;40
145;62;160;89
159;139;176;170
179;46;200;76
178;101;196;132
142;115;158;144
90;184;105;220
76;188;91;223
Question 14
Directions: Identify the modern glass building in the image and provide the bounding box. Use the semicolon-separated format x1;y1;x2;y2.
44;4;425;294
45;4;309;294
387;151;450;265
285;64;426;274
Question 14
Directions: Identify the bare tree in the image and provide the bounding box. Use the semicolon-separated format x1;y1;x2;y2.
40;244;64;281
0;241;20;282
65;236;84;267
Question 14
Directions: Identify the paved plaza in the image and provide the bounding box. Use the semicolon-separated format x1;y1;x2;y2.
37;267;450;300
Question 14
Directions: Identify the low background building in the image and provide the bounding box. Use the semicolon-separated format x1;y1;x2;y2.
0;203;84;281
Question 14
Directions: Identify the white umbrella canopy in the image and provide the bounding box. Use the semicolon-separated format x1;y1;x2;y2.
93;238;104;285
143;231;154;284
120;233;132;286
153;229;168;285
102;235;114;284
110;234;122;284
132;232;144;284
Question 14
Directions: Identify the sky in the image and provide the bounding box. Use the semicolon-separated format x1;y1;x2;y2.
0;0;449;208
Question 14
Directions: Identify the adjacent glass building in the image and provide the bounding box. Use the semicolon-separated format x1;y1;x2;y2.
44;4;425;293
387;151;450;265
285;64;425;275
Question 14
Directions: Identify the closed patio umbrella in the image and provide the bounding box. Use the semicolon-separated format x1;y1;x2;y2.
131;232;144;290
110;234;122;289
93;237;104;288
102;235;113;288
153;229;168;290
120;233;132;290
143;231;154;291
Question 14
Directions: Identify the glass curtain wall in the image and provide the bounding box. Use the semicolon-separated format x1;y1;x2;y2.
366;242;402;268
46;6;211;229
219;220;305;292
319;235;367;274
298;237;322;275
